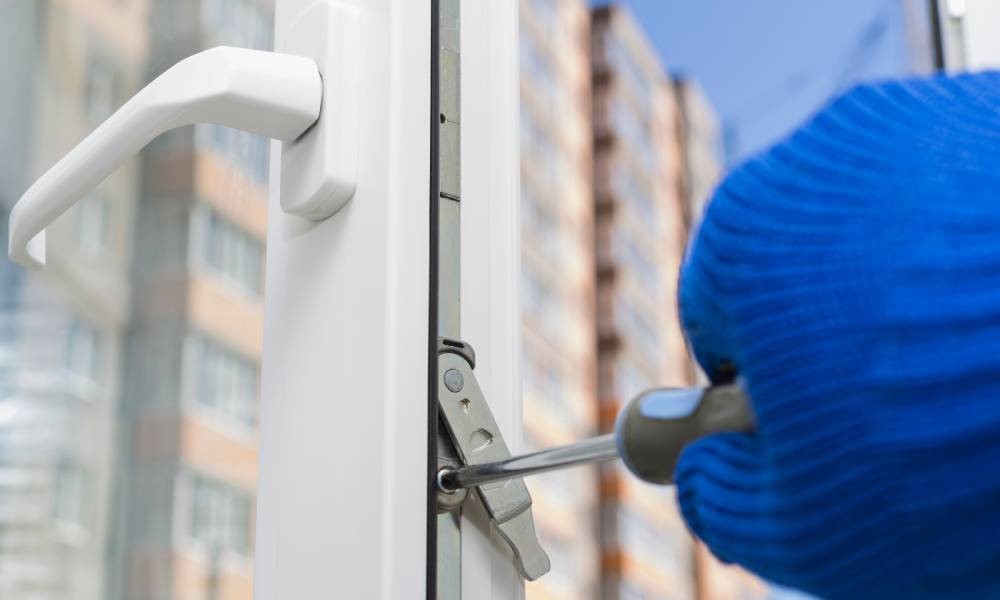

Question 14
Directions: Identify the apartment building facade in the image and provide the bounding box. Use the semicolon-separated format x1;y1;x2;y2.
591;6;697;598
520;0;602;598
0;0;150;597
671;81;721;235
111;0;273;598
591;5;766;600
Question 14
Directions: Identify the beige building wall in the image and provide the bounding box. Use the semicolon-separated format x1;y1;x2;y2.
672;81;721;235
591;6;695;599
673;77;770;600
114;1;273;598
0;1;149;597
592;5;768;600
520;0;601;599
0;1;269;596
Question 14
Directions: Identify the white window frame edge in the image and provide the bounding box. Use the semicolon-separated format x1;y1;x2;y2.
945;0;1000;69
255;0;525;598
255;0;430;597
459;1;525;598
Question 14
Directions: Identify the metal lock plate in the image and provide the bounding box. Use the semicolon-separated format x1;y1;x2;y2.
436;340;550;581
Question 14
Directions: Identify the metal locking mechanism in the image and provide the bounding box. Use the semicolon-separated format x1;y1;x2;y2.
436;339;550;581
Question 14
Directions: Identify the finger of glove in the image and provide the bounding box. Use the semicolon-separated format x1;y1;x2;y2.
678;235;739;381
674;432;780;572
675;430;904;598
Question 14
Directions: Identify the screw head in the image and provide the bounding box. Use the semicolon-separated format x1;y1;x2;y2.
444;368;464;392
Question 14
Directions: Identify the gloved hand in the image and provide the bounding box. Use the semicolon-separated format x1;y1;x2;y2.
675;72;1000;599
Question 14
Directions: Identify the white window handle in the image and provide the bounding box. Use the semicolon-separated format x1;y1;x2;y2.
8;46;322;269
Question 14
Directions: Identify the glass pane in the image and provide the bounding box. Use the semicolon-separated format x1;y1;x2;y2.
0;1;271;598
519;1;935;599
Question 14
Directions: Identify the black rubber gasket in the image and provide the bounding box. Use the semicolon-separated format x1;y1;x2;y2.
426;0;441;597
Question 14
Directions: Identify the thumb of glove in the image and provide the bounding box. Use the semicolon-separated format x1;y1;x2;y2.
674;432;777;572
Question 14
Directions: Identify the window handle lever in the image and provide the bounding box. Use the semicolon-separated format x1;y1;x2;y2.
8;46;322;269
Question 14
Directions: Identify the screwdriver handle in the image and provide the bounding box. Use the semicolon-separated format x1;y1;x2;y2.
437;384;755;492
615;383;755;484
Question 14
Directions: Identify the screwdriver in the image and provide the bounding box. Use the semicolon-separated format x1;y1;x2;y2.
437;382;755;492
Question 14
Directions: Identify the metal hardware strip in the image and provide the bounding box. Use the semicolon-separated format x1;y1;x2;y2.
432;1;549;592
435;0;463;597
437;341;550;580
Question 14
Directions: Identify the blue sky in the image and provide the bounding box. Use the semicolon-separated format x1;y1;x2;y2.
595;0;931;164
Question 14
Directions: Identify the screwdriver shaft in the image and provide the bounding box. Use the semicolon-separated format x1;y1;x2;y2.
438;433;619;491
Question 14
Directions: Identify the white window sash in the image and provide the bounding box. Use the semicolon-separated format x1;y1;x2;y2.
254;1;522;597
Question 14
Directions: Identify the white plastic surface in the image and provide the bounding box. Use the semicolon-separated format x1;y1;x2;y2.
254;0;431;597
8;46;322;269
460;1;527;597
956;0;1000;68
280;0;361;220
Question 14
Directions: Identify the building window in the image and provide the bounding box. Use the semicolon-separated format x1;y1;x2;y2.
189;474;253;556
613;167;657;227
521;183;562;261
618;509;687;569
606;33;654;103
76;193;110;255
65;319;102;383
611;96;657;170
618;582;650;600
84;57;118;123
536;528;576;593
529;466;577;509
189;335;258;428
52;462;88;529
520;106;567;190
528;0;559;33
521;263;564;340
195;124;270;183
520;27;565;112
614;232;658;292
522;349;568;421
200;0;274;50
617;359;652;401
195;207;264;296
618;296;661;366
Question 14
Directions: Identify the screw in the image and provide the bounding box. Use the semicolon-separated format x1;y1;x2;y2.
437;468;458;493
444;368;464;392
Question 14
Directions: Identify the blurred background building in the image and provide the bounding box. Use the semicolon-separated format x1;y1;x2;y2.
0;0;943;599
521;1;762;598
519;0;602;597
591;4;701;599
0;1;149;597
110;1;272;599
0;1;269;598
597;4;763;599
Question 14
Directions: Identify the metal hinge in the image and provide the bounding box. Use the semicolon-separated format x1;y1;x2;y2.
435;338;551;581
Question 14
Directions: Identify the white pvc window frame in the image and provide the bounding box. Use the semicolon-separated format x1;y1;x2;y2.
458;1;526;598
254;1;524;598
937;0;1000;69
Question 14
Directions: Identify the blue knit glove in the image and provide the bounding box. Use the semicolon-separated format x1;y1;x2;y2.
675;72;1000;599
